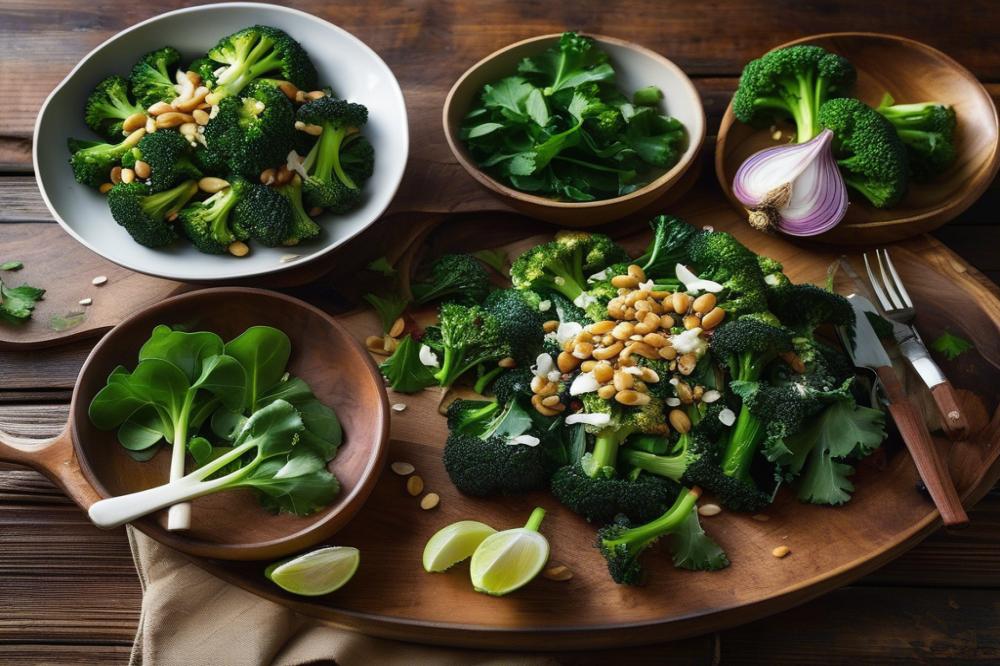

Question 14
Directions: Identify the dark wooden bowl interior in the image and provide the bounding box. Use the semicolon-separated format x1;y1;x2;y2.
70;288;389;560
715;33;999;244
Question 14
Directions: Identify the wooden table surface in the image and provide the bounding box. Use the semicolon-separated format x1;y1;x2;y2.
2;1;999;663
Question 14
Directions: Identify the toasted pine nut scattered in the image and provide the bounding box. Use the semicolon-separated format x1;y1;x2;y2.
279;254;300;263
531;393;562;416
693;293;717;314
133;160;151;179
543;564;573;581
669;409;692;433
698;503;722;517
302;123;323;136
278;81;300;101
772;546;790;558
122;112;147;132
295;90;307;103
260;168;276;186
383;334;399;353
192;108;210;125
306;90;326;100
365;335;386;353
155;112;194;129
199;177;230;193
388;317;406;338
275;164;292;185
497;356;516;369
683;314;701;330
597;384;617;400
390;462;415;476
98;182;113;194
227;241;249;257
391;403;406;412
110;166;122;184
611;274;639;289
166;211;179;222
420;493;440;510
92;275;108;286
407;475;424;496
542;319;559;333
147;101;173;116
179;122;198;138
145;116;157;133
672;292;691;314
120;168;135;184
701;307;726;329
78;298;93;306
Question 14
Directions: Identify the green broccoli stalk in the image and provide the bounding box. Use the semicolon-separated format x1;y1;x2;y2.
818;97;909;208
84;76;146;140
132;130;203;192
298;97;369;213
68;130;146;188
178;179;248;254
433;303;511;388
578;393;669;479
129;47;182;107
510;231;629;304
107;180;198;247
207;25;318;100
875;93;957;181
732;45;856;143
275;174;322;245
412;254;492;306
597;487;727;584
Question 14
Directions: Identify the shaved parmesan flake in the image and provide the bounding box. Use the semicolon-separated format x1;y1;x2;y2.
510;435;540;447
418;345;439;367
719;408;737;426
565;412;612;426
676;263;723;293
569;372;600;396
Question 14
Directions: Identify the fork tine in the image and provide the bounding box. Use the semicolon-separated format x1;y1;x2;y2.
863;252;893;311
876;249;905;310
880;249;913;308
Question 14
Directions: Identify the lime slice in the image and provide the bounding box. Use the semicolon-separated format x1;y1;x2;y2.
423;520;497;572
265;546;360;596
469;508;549;596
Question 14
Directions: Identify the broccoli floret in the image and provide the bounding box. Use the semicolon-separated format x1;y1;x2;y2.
510;231;628;304
232;180;293;247
189;57;219;89
819;97;909;208
492;367;535;404
578;393;669;479
412;254;491;306
634;215;697;283
276;174;321;245
732;45;856;143
341;135;375;185
875;93;957;181
297;97;369;212
129;47;182;107
482;288;548;367
446;399;501;433
178;178;250;254
433;303;511;388
67;130;146;188
682;230;770;317
767;282;854;335
132;130;202;192
550;462;679;524
597;487;726;584
207;25;317;100
203;82;296;178
107;180;197;247
84;76;145;140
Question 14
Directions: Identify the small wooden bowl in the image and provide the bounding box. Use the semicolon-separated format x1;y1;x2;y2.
0;288;389;560
715;33;1000;245
443;34;705;227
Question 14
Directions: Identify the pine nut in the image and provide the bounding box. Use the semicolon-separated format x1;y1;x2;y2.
592;341;623;360
693;293;717;314
306;90;327;100
633;321;652;335
628;342;658;359
624;290;649;307
598;384;617;399
179;122;198;138
644;333;668;348
543;564;573;581
683;315;701;330
580;360;597;373
531;394;561;416
660;314;675;329
193;108;210;125
622;307;636;321
174;87;209;113
120;168;135;184
421;493;440;510
613;370;634;391
659;345;677;360
145;117;157;133
675;381;693;404
387;317;406;338
199;177;230;193
365;335;385;353
260;168;276;185
701;307;726;329
535;379;558;397
110;166;122;184
541;395;562;408
228;241;249;257
669;409;692;433
611;274;639;289
558;351;580;372
693;385;705;400
640;367;660;383
672;292;691;314
122;112;147;132
781;351;806;373
166;211;178;222
407;475;424;496
772;546;790;558
275;81;297;101
155;112;193;128
698;503;722;517
615;389;649;406
390;462;415;476
627;264;646;281
601;334;614;347
383;335;399;354
575;330;593;344
530;376;547;393
634;299;651;314
588;320;615;335
611;322;634;340
300;123;323;136
572;342;593;360
147;101;173;116
562;338;574;353
295;90;307;103
99;182;113;194
651;290;672;300
275;165;293;185
542;320;559;333
592;361;614;383
498;356;516;369
677;352;698;375
133;160;151;179
186;71;202;87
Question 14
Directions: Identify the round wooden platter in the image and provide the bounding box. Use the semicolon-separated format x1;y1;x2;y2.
187;195;1000;650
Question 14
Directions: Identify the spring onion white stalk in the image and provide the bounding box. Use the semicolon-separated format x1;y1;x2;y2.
732;129;848;237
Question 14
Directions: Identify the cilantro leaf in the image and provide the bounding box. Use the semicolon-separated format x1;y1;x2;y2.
0;278;44;323
930;331;974;361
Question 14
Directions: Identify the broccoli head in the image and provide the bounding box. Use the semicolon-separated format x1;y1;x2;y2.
510;231;628;305
207;25;317;100
492;367;535;405
84;76;146;140
433;303;511;388
107;180;197;247
68;129;145;188
412;254;492;306
766;282;854;335
189;57;219;89
276;174;322;245
129;47;182;107
203;82;296;178
482;288;549;366
683;230;770;316
341;135;375;185
819;97;908;208
178;177;250;254
732;45;856;143
297;97;369;212
550;462;679;524
132;130;203;192
232;180;293;247
875;93;957;181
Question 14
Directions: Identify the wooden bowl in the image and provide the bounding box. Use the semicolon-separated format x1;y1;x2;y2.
0;288;389;560
715;33;1000;245
443;34;706;227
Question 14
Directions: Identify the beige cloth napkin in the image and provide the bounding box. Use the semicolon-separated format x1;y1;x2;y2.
127;528;559;666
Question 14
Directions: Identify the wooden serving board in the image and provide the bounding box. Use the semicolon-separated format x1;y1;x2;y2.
184;188;1000;650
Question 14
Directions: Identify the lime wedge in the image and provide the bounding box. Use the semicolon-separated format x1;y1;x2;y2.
423;520;497;572
469;507;549;596
265;546;360;596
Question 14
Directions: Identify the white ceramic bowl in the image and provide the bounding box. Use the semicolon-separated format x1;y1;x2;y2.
34;3;408;282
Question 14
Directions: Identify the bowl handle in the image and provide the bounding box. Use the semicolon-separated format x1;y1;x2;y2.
0;426;102;510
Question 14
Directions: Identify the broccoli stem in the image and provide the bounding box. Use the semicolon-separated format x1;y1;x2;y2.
721;406;765;481
523;506;546;532
433;347;466;387
473;365;504;395
620;443;688;481
313;125;356;190
604;488;700;551
582;428;629;478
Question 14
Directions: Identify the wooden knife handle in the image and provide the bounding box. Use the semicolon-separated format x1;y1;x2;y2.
876;366;969;526
930;382;969;439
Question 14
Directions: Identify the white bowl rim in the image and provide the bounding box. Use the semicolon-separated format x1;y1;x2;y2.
32;2;409;282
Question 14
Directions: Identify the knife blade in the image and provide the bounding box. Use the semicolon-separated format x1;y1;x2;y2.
841;294;968;526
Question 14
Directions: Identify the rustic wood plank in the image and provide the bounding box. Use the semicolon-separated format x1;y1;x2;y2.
0;645;132;665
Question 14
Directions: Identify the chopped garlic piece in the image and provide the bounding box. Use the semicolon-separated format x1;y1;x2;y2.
569;372;600;396
719;408;736;426
547;370;562;383
670;327;707;356
676;263;723;293
549;321;582;346
510;435;540;447
588;269;608;283
623;366;643;376
538;299;552;312
701;389;721;403
532;353;554;379
286;150;308;180
418;345;439;367
565;412;612;426
666;397;681;406
573;292;597;309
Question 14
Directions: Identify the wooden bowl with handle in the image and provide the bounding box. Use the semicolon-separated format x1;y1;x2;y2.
0;288;389;560
715;32;1000;245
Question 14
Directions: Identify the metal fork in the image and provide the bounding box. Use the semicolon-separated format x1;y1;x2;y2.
863;249;968;438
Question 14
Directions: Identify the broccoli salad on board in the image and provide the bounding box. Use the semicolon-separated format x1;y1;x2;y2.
371;215;887;586
68;25;375;257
